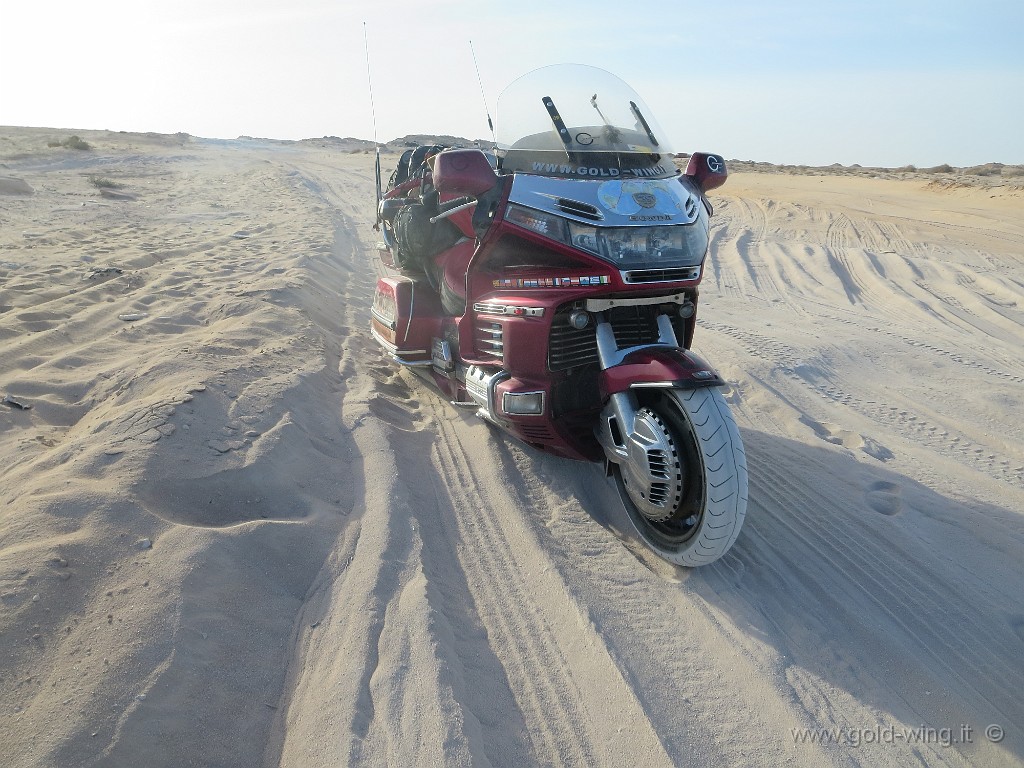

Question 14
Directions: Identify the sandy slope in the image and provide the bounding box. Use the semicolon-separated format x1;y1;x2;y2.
1;128;1022;767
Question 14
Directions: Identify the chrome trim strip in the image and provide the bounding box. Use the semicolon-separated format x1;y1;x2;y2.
585;293;687;312
393;356;433;367
404;282;416;344
473;302;545;318
371;307;396;330
371;326;398;354
370;327;428;359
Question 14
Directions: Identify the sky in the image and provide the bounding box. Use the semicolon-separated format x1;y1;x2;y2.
1;1;1022;167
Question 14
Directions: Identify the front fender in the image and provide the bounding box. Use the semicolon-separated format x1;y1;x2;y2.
599;347;725;398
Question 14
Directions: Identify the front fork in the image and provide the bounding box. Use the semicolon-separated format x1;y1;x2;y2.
594;309;680;466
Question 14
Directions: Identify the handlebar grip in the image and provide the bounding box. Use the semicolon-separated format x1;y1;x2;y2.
437;196;473;213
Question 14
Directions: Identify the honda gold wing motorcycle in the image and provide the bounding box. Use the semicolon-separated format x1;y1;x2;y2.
371;64;746;566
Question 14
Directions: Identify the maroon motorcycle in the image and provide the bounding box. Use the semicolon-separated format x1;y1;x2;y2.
371;64;746;566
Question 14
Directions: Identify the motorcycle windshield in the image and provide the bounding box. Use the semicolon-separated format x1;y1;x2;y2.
496;64;676;180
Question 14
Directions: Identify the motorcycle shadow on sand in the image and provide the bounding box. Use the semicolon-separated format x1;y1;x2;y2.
494;422;1024;765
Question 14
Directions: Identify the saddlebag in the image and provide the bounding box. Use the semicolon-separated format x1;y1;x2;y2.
392;201;461;272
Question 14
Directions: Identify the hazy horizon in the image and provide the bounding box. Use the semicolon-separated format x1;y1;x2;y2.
2;1;1021;168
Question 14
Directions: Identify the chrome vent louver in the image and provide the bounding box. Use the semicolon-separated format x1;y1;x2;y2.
474;302;506;315
476;321;504;361
556;198;603;221
647;449;669;479
646;450;672;503
623;266;702;284
648;481;670;506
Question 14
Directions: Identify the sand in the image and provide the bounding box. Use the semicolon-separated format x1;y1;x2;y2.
1;126;1022;767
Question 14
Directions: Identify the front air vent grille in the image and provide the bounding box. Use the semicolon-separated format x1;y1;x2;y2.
476;321;503;361
548;305;689;371
549;323;598;370
519;423;555;442
556;198;603;221
623;266;701;284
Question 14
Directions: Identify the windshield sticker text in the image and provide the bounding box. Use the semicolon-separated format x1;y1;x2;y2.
531;162;670;178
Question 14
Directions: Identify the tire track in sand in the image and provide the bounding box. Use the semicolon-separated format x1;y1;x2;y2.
423;399;676;768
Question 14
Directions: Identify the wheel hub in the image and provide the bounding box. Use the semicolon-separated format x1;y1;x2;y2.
619;408;685;523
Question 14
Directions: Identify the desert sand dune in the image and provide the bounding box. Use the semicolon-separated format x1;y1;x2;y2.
1;127;1022;767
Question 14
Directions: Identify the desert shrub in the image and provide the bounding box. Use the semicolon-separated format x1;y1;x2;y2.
922;164;953;174
48;137;91;149
964;163;1003;176
88;176;124;189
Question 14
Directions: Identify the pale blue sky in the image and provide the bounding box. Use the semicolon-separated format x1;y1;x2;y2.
2;1;1021;167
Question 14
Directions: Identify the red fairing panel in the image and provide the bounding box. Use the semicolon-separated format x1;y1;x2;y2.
599;348;724;397
441;240;476;305
439;192;477;239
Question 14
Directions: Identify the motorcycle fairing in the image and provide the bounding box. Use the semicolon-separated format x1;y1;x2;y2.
599;348;724;397
507;174;702;228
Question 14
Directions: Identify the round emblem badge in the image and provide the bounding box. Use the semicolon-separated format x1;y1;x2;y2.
632;192;657;209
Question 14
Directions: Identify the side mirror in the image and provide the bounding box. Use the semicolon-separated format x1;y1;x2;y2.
433;149;497;197
684;152;727;193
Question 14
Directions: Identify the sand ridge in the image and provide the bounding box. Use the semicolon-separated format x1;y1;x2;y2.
1;126;1023;766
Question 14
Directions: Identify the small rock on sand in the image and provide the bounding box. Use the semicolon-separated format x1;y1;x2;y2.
0;176;34;195
100;188;137;201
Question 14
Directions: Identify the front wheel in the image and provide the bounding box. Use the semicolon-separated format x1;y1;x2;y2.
613;387;747;567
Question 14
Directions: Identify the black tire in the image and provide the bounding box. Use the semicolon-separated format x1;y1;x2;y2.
615;386;747;566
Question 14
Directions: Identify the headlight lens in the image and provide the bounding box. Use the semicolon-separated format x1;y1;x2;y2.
502;391;545;415
506;204;708;271
573;222;706;267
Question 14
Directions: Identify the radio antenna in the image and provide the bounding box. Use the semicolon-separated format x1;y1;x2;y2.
363;22;383;223
469;40;495;144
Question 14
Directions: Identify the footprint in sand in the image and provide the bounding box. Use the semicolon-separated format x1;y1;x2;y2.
368;394;423;432
368;366;415;401
864;480;902;516
800;416;893;461
140;466;309;527
1009;616;1024;644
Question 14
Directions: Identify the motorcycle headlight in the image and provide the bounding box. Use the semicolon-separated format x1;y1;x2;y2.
506;204;708;270
567;220;599;253
574;222;706;267
507;204;600;253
